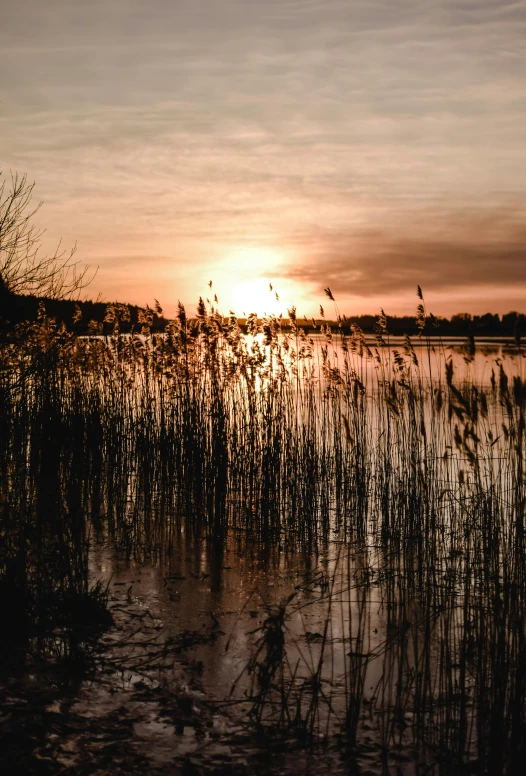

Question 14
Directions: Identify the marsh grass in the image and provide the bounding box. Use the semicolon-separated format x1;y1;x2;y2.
0;293;525;771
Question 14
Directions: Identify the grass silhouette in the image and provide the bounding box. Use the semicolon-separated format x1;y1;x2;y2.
0;289;525;771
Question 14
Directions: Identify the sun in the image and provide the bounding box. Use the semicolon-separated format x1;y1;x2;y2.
207;244;312;318
230;277;282;316
214;246;287;316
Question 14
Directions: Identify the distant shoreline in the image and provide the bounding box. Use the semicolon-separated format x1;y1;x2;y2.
0;290;524;341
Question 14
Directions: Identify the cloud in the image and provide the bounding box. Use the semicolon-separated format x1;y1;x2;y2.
1;1;526;314
281;209;526;302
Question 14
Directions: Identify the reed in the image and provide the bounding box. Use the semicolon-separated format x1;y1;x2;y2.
0;291;524;771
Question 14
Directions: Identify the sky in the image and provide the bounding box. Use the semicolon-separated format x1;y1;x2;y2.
1;0;525;318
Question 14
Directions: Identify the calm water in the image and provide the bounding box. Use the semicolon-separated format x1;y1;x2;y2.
73;534;404;774
2;339;525;774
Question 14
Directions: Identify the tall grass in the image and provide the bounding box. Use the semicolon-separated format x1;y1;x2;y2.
0;294;525;770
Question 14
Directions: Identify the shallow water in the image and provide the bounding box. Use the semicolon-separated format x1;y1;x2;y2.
3;530;467;774
1;531;443;774
1;339;524;774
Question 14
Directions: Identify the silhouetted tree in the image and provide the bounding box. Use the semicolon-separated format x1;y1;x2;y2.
0;172;93;320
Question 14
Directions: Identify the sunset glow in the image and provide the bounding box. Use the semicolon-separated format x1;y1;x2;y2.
208;246;302;316
2;1;525;317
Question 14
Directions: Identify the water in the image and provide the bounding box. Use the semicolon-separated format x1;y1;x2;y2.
278;333;523;386
1;336;525;774
73;536;404;774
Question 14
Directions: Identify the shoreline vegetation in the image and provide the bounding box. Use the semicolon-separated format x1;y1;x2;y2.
1;284;525;773
0;287;525;339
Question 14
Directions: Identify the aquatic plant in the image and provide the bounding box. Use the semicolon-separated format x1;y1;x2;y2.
0;289;525;771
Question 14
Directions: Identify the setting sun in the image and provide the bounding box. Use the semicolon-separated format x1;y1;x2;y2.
231;277;281;316
209;245;307;317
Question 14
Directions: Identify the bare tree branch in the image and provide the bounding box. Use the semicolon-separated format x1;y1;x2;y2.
0;171;96;299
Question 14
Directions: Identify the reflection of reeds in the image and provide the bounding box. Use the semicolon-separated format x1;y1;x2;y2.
0;292;525;770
